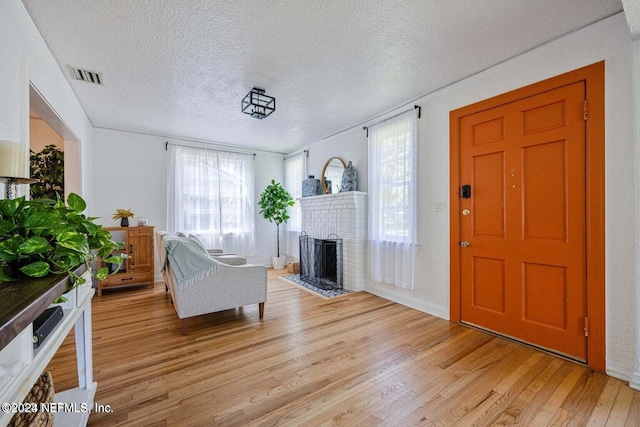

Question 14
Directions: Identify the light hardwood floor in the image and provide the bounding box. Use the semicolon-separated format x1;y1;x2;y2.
48;270;639;426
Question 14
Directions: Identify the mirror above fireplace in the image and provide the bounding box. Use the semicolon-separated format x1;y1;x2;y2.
321;156;346;194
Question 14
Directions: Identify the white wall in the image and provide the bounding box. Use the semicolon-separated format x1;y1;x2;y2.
30;117;63;152
0;0;93;205
91;128;283;281
303;129;368;193
631;37;640;390
304;14;637;379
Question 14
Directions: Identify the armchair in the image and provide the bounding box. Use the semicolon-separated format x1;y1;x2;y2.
156;232;267;335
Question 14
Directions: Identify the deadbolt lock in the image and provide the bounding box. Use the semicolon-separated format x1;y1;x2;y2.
462;209;470;216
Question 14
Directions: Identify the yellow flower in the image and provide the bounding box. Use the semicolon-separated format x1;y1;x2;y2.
112;208;134;219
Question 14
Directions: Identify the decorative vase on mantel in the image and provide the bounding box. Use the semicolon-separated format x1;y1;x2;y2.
302;175;322;197
120;217;129;227
341;161;358;191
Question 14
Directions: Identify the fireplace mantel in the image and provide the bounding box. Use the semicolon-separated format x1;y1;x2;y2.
299;191;367;291
297;191;367;202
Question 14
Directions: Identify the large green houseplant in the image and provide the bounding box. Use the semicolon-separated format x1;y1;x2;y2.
0;193;124;288
258;180;294;270
30;144;64;200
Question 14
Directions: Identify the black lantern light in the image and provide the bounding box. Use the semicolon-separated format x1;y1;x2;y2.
241;88;275;119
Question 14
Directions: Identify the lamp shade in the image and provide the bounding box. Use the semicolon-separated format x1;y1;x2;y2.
0;140;28;179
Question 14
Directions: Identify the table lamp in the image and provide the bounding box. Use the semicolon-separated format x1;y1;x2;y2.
0;140;37;199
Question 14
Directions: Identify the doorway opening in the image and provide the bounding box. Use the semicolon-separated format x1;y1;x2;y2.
28;84;81;200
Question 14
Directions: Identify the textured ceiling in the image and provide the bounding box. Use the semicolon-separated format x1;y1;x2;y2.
22;0;622;153
622;0;640;40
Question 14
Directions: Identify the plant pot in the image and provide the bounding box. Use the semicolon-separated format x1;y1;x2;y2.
272;255;287;270
120;217;129;227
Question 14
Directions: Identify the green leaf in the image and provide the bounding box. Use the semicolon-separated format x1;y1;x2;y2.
96;267;109;280
71;275;87;286
20;261;50;277
67;193;86;212
0;198;23;218
19;237;52;255
0;268;15;283
103;255;124;264
0;220;16;234
24;211;61;233
0;237;22;257
52;296;67;304
56;232;89;254
79;219;99;234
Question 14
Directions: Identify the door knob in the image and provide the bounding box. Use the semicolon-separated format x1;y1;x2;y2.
460;241;470;247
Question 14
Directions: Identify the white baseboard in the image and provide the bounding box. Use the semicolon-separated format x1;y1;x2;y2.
606;360;632;382
365;284;449;320
629;372;640;390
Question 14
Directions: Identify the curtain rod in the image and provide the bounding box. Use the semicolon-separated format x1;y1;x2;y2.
284;149;308;160
362;105;421;137
165;141;256;157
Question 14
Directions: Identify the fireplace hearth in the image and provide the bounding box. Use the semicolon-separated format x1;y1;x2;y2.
298;191;366;291
299;234;343;290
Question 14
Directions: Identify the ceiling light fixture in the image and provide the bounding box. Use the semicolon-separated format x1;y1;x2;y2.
241;88;275;119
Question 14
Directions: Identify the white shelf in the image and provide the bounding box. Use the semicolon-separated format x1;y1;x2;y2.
53;383;97;426
0;270;96;427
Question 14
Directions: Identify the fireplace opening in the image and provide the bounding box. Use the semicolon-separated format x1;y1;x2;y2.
299;234;343;290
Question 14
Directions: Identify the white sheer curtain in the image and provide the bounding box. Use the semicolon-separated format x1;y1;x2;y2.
368;110;417;289
283;151;306;260
167;144;256;257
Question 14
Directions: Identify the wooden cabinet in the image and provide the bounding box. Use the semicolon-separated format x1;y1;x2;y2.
98;226;155;296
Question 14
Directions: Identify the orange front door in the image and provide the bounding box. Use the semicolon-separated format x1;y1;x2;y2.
459;82;586;360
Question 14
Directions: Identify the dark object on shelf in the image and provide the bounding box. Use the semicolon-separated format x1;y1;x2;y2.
120;217;129;227
32;306;64;349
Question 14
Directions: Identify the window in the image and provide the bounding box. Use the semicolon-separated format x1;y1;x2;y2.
368;110;417;288
167;145;255;256
283;151;306;258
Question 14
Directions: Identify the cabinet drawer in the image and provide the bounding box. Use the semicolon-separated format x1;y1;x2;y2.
103;272;152;286
127;227;153;237
129;264;152;273
0;326;32;389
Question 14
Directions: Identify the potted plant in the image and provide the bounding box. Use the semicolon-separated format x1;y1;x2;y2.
0;193;124;289
258;180;294;270
30;144;64;200
112;208;134;227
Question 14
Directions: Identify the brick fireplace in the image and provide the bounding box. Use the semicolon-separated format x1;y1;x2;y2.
298;191;367;291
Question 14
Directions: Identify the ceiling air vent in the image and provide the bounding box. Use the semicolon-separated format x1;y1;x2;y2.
67;66;104;85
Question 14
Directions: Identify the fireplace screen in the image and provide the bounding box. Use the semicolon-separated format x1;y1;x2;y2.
299;234;343;290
